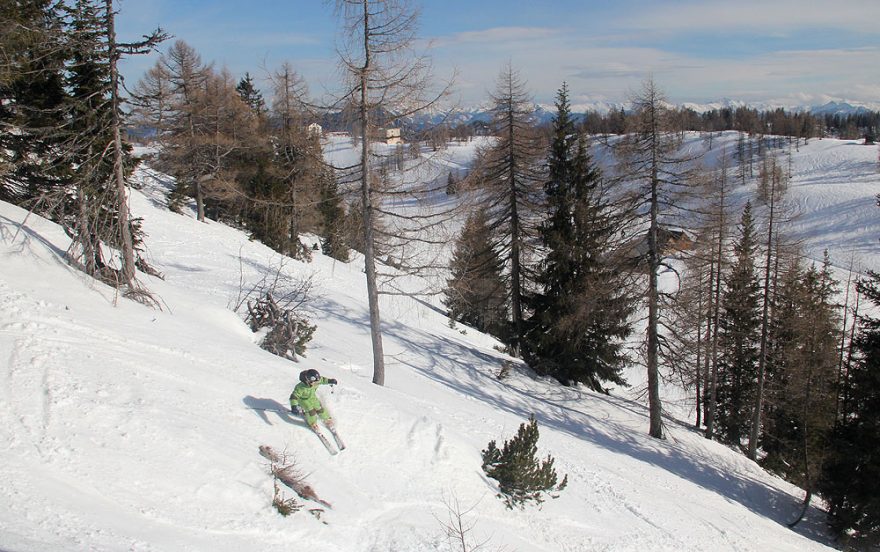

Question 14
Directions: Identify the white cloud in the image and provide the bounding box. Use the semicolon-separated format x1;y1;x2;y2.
624;0;880;34
435;26;563;47
431;35;880;106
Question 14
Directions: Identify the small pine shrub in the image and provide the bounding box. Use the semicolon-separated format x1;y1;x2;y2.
481;415;568;509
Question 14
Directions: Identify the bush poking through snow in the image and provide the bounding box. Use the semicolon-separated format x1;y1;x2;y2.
259;445;333;512
436;494;497;551
259;446;303;517
272;482;301;517
247;292;316;360
481;415;568;509
233;256;317;360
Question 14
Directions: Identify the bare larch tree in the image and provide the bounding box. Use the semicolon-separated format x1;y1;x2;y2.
332;0;449;385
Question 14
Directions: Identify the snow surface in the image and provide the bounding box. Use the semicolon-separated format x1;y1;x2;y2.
2;133;878;551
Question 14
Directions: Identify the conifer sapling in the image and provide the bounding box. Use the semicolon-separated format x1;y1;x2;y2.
481;415;567;509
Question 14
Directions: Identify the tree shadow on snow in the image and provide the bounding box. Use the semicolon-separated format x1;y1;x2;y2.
382;319;836;549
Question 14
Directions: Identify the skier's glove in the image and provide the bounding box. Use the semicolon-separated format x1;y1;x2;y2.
328;378;338;385
291;406;303;415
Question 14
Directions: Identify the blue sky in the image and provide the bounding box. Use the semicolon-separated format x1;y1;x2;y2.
116;0;880;109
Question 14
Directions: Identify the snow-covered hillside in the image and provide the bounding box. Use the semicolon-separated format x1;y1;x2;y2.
2;134;877;551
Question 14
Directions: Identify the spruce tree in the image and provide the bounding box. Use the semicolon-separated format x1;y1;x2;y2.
445;171;456;195
443;210;507;337
819;270;880;545
762;256;839;521
63;0;119;276
318;168;349;262
0;0;69;204
236;72;266;116
527;83;633;392
715;202;762;446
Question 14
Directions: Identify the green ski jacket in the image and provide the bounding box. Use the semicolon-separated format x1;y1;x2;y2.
289;377;331;413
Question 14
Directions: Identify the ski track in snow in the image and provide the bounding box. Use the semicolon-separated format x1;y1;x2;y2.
1;132;872;551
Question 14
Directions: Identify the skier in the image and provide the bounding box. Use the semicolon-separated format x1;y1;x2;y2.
290;369;345;452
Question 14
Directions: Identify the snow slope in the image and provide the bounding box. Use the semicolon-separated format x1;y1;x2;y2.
2;134;877;551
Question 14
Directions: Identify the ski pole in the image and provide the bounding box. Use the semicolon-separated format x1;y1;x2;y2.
245;406;290;414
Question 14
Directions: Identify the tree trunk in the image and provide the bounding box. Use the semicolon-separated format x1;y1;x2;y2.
648;159;663;439
106;0;135;286
358;0;385;385
695;273;704;429
507;104;522;356
748;166;777;459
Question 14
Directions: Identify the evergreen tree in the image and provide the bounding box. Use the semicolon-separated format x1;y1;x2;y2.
481;415;567;509
715;202;761;446
63;0;119;275
62;0;164;286
762;255;839;520
445;171;456;195
318;168;349;262
243;157;288;251
236;71;266;116
0;0;69;204
526;83;633;392
443;210;507;336
819;270;880;545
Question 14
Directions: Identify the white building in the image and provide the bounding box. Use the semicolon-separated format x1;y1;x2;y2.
382;127;403;145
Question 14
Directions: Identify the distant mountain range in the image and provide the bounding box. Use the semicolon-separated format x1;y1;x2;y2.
403;99;879;129
807;101;878;117
310;98;878;134
679;99;879;117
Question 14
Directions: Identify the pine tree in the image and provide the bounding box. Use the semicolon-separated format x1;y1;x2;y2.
481;415;567;509
715;202;761;446
819;270;880;545
443;210;507;337
63;0;164;287
526;83;633;392
445;171;456;195
243;158;288;250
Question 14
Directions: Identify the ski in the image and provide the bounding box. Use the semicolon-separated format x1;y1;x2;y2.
246;406;290;414
313;429;338;455
329;428;346;451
